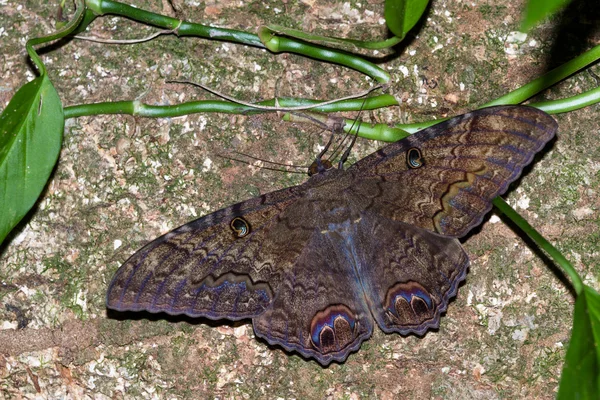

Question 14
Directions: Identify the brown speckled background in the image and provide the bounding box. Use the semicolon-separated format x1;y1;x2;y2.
1;1;599;398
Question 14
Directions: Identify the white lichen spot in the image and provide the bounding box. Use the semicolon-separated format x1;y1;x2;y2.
516;194;530;210
475;303;487;316
128;184;139;195
202;158;213;172
473;363;486;378
13;227;30;246
529;39;538;47
217;366;237;389
459;82;465;91
467;290;474;306
233;325;247;338
525;292;537;303
95;64;108;77
441;366;450;374
505;31;528;55
77;84;89;97
181;121;194;133
75;289;88;313
512;328;529;341
113;239;122;250
487;309;503;335
19;285;37;297
198;115;207;131
20;349;54;368
506;31;527;43
399;65;409;77
572;206;593;220
489;215;501;223
1;321;18;330
409;49;416;56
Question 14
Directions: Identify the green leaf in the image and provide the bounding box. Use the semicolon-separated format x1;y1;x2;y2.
558;285;600;399
0;75;64;244
521;0;572;32
384;0;430;40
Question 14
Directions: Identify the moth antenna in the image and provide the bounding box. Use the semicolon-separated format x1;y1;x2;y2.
229;150;312;170
334;91;372;168
281;111;343;175
285;102;368;173
337;120;362;168
216;151;308;175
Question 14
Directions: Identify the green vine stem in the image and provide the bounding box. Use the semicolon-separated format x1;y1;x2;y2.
83;0;264;47
63;84;600;138
62;40;600;136
66;1;600;126
62;95;399;119
492;197;584;295
26;0;86;75
533;86;600;114
481;44;600;107
81;0;389;82
282;112;410;142
258;28;390;83
265;24;403;51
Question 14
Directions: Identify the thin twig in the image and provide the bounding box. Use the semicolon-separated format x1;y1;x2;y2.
166;79;384;111
74;21;183;44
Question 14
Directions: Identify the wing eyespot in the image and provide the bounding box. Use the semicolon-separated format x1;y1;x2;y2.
230;217;251;238
406;147;424;169
310;305;359;355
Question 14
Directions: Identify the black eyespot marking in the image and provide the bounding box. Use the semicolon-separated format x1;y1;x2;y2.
230;217;251;238
406;147;424;169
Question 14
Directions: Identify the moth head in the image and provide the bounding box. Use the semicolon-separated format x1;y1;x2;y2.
308;158;334;176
